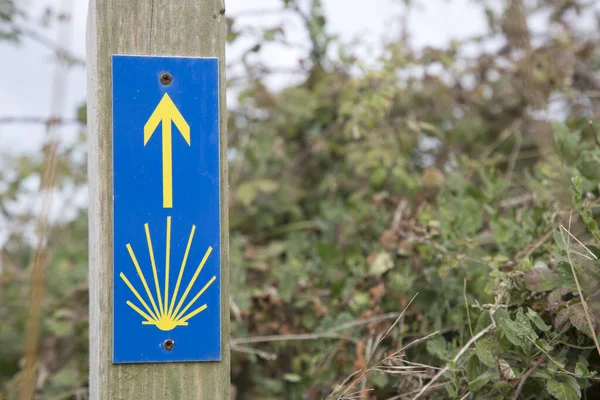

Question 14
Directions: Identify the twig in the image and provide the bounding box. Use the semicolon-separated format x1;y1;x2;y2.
529;337;579;378
342;388;374;400
378;332;441;367
232;309;412;345
514;230;553;261
386;382;448;399
336;294;420;399
511;356;546;400
559;225;598;260
231;331;349;345
396;233;490;267
369;294;419;362
499;192;537;210
0;116;81;126
506;130;522;183
331;331;441;400
411;323;495;400
230;344;277;361
561;216;600;357
8;20;84;66
230;7;289;18
464;278;473;338
333;311;409;332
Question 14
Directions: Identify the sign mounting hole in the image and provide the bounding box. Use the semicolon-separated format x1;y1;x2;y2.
160;72;172;86
163;339;175;351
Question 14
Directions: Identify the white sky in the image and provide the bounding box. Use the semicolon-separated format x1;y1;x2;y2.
0;0;489;154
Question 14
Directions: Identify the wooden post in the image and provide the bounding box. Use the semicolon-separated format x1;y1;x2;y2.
86;1;229;399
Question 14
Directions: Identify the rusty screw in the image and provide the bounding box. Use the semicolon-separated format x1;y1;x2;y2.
160;72;172;86
163;339;175;351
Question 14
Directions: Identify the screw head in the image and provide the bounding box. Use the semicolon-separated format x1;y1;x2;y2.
163;339;175;351
160;72;172;86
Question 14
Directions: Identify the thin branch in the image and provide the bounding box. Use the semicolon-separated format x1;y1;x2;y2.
232;309;412;345
332;311;409;332
511;356;546;400
341;388;374;400
514;230;554;261
411;323;495;400
333;331;440;400
561;217;600;357
8;21;84;66
336;295;422;399
464;278;474;338
230;7;289;18
368;293;419;363
230;344;277;361
227;67;305;86
385;382;448;399
379;332;441;367
231;331;350;345
395;232;490;267
0;116;82;126
529;337;580;378
559;224;598;260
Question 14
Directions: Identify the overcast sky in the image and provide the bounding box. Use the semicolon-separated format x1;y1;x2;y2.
0;0;491;154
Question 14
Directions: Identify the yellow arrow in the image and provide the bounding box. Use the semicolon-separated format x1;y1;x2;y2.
144;93;190;208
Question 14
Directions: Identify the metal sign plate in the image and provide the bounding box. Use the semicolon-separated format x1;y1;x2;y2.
112;55;220;363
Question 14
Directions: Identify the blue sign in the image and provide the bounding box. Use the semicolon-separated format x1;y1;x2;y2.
112;55;220;363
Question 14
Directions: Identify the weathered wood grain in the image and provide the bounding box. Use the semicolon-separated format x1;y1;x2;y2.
87;1;229;398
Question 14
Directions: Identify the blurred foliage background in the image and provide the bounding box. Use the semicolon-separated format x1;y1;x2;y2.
3;0;600;399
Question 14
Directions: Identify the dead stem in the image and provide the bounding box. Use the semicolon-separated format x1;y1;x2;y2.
411;323;495;400
561;217;600;357
511;356;546;400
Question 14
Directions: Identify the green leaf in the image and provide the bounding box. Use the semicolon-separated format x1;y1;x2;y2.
466;354;486;382
516;309;535;334
536;339;553;352
527;308;552;332
476;335;499;368
492;380;512;395
283;373;302;383
468;370;496;392
569;303;596;338
563;376;582;398
255;178;279;194
439;196;483;240
426;336;448;361
532;369;553;380
237;182;258;207
48;366;79;390
370;372;389;388
370;167;388;186
555;307;572;331
571;176;583;207
546;379;580;400
524;262;558;292
495;309;533;347
444;382;458;397
349;292;370;313
368;252;394;276
575;362;589;378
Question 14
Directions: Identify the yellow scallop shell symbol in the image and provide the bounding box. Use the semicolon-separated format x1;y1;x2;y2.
119;216;216;331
